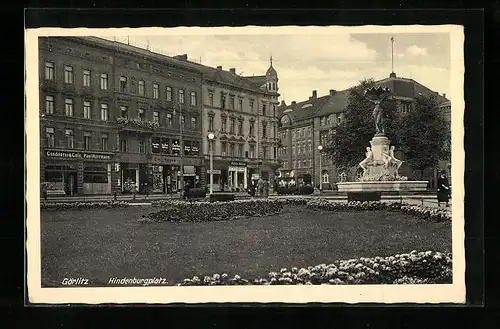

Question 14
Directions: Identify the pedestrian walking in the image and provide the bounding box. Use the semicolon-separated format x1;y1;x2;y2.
437;170;450;207
257;178;264;198
41;183;48;201
263;180;269;198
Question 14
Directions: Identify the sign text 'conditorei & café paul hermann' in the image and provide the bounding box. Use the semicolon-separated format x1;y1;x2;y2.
45;150;113;160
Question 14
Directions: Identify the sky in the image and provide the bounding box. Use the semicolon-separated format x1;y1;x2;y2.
106;31;451;104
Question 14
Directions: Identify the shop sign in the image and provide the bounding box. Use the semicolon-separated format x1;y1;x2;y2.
207;169;221;174
45;150;113;160
150;155;180;165
229;166;246;172
230;161;246;167
251;174;260;180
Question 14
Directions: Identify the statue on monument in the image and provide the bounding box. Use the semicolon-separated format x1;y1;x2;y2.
358;147;373;174
364;87;392;135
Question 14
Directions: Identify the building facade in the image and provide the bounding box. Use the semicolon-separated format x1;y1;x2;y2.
199;60;281;192
39;36;204;196
277;72;451;190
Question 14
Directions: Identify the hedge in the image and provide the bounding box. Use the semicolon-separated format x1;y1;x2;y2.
40;201;129;211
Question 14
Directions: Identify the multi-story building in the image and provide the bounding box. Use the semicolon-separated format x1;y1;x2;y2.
277;72;451;190
197;59;281;192
39;36;204;196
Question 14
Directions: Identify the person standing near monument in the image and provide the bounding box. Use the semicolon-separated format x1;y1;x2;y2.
437;170;450;207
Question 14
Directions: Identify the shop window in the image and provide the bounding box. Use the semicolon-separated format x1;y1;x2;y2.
46;127;55;147
65;129;74;149
45;61;55;80
100;73;108;90
83;69;91;87
64;65;74;84
83;165;108;184
166;86;172;101
45;95;54;114
83;101;92;119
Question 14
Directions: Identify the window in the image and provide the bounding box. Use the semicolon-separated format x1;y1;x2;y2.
100;73;108;90
297;143;301;154
153;111;159;123
230;118;235;134
292;145;296;155
119;76;128;92
138;108;145;120
249;122;255;137
272;104;276;117
326;115;331;126
166;86;172;101
401;102;411;114
237;120;243;135
230;143;236;157
303;160;307;168
190;91;196;106
139;140;146;153
273;124;277;138
83;101;92;119
64;99;73;116
238;144;243;157
263;146;268;159
138;80;145;96
274;147;277;159
322;172;329;183
101;134;108;151
166;113;173;127
249;100;254;113
262;103;267;116
83;70;91;87
153;83;159;99
178;89;185;103
292;131;295;140
191;117;197;129
181;115;185;128
220;93;226;109
45;62;54;80
84;133;91;150
100;103;108;121
309;159;312;167
45;95;54;114
119;105;128;119
208;92;214;106
120;138;127;152
308;127;312;137
64;65;74;84
249;145;255;158
221;142;227;156
46;127;55;147
208;116;214;131
65;129;74;149
262;122;267;138
229;96;235;109
221;117;227;133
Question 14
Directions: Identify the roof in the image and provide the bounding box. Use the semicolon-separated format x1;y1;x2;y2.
279;74;450;124
244;75;267;88
67;37;272;95
266;65;278;78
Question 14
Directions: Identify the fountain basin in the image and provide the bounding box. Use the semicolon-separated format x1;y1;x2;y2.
337;180;428;193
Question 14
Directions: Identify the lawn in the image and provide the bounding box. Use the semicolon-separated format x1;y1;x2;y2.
40;206;452;287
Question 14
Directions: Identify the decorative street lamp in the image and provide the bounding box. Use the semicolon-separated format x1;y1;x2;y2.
208;132;215;195
173;103;184;196
317;145;323;195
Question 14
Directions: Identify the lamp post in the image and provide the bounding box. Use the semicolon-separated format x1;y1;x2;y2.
173;103;184;196
208;132;215;194
317;145;323;195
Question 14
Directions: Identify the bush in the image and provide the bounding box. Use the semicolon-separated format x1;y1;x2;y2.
176;250;452;285
298;185;314;195
187;188;207;199
210;193;235;202
41;201;129;211
276;187;297;195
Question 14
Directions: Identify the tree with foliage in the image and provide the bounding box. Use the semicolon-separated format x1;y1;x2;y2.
322;78;399;174
397;93;450;180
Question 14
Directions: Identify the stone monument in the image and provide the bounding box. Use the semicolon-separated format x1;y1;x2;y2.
337;86;428;196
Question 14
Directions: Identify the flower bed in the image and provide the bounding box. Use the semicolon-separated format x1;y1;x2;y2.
41;201;129;211
176;250;452;286
305;200;451;222
142;199;286;223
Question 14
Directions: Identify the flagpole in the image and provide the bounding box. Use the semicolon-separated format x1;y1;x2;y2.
391;36;394;73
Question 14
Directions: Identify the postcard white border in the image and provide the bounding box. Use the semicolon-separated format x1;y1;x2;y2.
26;25;465;304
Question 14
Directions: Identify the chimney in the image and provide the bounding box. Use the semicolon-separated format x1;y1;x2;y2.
312;90;317;99
174;54;188;61
229;68;236;74
280;100;287;106
443;93;446;98
291;101;296;106
217;65;222;70
329;89;337;96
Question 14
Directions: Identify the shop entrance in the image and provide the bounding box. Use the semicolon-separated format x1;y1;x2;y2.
64;172;77;196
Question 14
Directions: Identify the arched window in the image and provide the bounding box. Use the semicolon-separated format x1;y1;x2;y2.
338;172;347;182
321;170;329;184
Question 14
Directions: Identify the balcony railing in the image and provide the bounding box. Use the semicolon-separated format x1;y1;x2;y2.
116;117;160;131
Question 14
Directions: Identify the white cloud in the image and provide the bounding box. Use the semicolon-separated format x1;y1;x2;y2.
406;45;428;56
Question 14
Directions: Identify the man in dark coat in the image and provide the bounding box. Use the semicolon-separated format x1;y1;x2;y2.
437;170;450;207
